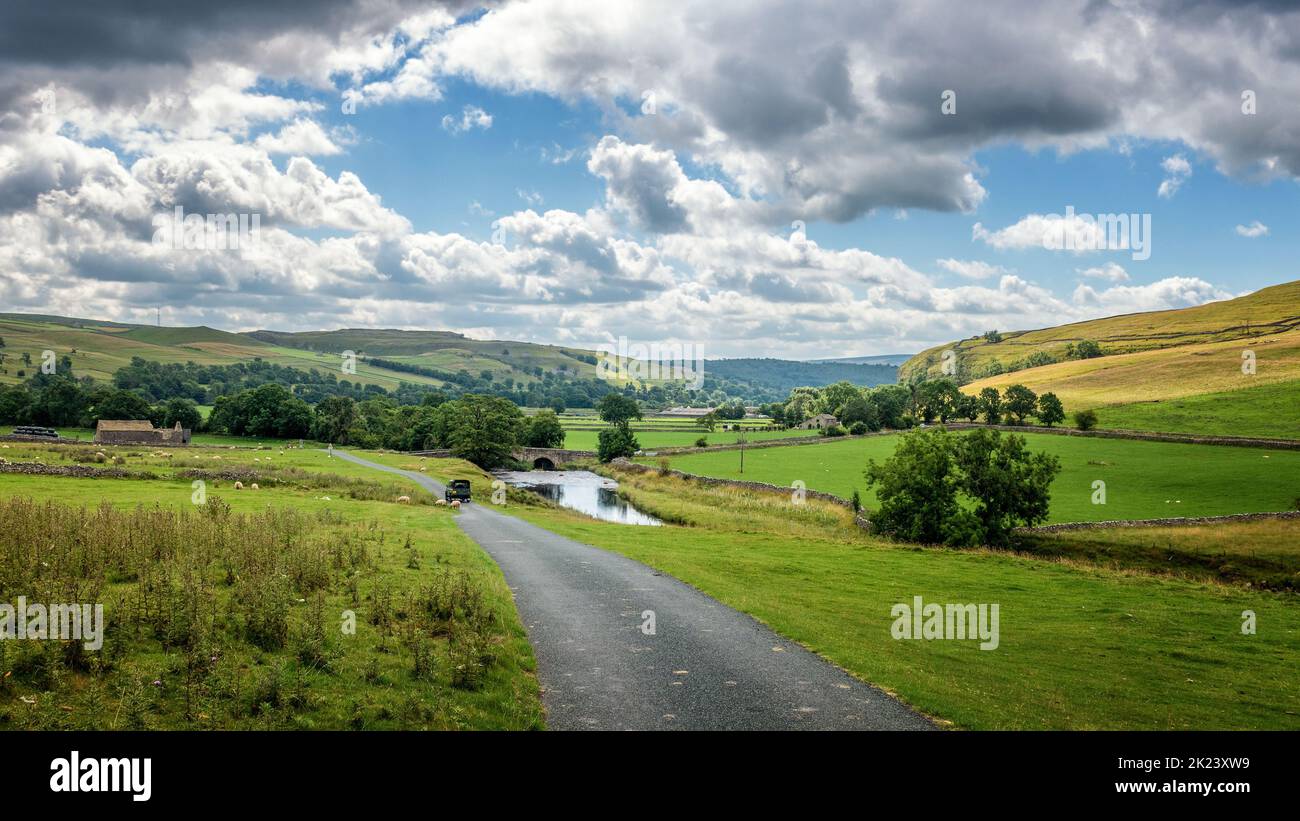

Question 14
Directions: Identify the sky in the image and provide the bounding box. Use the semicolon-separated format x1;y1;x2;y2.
0;0;1297;359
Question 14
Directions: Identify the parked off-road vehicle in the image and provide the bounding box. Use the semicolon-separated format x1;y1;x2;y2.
445;479;472;503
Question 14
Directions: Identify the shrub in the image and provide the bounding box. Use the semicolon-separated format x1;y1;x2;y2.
821;424;848;437
694;437;708;448
1074;409;1099;431
849;421;868;435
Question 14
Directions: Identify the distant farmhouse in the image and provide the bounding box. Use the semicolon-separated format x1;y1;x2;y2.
94;420;192;446
797;413;839;430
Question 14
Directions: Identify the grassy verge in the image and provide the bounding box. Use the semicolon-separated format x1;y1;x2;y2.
503;467;1299;730
653;430;1300;523
0;469;543;730
1019;518;1300;591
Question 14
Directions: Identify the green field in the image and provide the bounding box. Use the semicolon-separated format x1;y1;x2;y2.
500;468;1299;729
558;424;815;451
1097;380;1300;440
655;431;1300;523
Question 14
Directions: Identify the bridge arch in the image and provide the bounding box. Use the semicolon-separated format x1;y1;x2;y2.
533;456;556;471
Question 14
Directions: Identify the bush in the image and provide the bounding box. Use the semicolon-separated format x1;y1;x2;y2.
849;421;868;435
864;427;1060;546
597;425;639;462
1074;409;1099;431
694;437;708;448
821;424;848;437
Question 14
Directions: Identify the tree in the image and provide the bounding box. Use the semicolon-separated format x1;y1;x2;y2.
1002;384;1037;425
597;425;639;462
977;387;1002;424
313;396;357;443
521;410;566;448
954;392;980;422
864;427;1060;547
864;428;963;545
446;394;524;468
1065;340;1103;360
917;378;959;423
838;397;881;431
596;393;642;426
953;429;1060;545
160;397;202;430
1037;392;1065;427
695;410;719;432
91;388;154;424
819;381;862;417
1074;409;1098;431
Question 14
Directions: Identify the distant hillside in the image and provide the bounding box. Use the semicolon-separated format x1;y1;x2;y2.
705;357;897;397
0;313;894;406
902;281;1300;383
898;280;1300;415
808;354;914;366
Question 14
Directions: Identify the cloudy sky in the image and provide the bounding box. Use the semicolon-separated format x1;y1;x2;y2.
1;0;1297;358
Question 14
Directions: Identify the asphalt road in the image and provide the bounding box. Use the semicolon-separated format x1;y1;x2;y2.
335;450;935;731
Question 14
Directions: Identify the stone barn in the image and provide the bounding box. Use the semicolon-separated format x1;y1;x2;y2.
94;420;192;446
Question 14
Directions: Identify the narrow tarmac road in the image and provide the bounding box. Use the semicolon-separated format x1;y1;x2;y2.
335;451;935;731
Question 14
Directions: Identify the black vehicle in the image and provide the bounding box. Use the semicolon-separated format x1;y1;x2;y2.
444;479;472;503
11;425;59;439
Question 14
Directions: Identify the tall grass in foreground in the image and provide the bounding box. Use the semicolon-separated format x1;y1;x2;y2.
0;496;532;729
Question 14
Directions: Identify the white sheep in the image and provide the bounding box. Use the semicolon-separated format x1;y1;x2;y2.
435;499;447;506
250;483;259;490
396;495;411;504
234;481;244;490
450;500;462;509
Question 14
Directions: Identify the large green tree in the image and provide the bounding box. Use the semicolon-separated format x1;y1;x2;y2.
1002;384;1038;425
446;394;524;468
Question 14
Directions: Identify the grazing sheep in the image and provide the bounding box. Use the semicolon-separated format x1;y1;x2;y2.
250;483;259;490
419;466;427;472
234;481;244;490
396;495;411;504
450;500;461;509
435;499;447;506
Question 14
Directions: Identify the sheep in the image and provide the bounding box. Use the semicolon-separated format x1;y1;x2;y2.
450;500;461;509
234;481;244;490
396;495;411;504
250;483;259;490
435;499;447;506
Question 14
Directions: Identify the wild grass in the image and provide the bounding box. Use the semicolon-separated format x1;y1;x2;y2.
0;492;542;730
1019;518;1300;591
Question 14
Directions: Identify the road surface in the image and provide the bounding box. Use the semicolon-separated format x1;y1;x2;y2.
335;450;935;731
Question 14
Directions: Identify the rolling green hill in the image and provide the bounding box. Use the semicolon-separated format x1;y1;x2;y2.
897;280;1300;437
902;280;1300;383
0;313;897;406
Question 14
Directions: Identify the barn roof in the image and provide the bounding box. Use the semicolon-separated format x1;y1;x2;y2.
95;420;156;432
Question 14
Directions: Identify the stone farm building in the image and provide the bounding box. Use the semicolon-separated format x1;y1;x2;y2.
797;413;840;430
94;420;192;446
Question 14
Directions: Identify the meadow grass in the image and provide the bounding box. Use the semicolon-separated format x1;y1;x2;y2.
1019;518;1300;591
1096;379;1300;440
504;469;1300;730
654;430;1300;523
0;470;543;730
